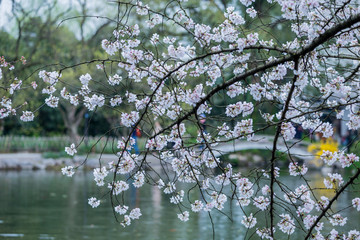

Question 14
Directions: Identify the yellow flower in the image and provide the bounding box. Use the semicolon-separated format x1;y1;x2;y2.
307;138;338;167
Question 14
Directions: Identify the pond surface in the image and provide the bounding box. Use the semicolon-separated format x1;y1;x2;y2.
0;170;359;239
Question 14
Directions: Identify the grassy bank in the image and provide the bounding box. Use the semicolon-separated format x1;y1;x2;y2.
0;136;146;157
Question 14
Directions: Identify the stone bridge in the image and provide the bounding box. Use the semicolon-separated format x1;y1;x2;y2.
212;135;313;161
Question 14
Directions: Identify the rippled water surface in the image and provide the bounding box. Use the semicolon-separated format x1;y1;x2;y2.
1;170;360;239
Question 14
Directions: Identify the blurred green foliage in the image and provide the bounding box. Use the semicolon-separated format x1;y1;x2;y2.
1;0;290;145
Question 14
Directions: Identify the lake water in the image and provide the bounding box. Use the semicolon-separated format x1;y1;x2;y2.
1;170;359;239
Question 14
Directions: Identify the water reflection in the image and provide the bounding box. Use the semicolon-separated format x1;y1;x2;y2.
0;170;359;239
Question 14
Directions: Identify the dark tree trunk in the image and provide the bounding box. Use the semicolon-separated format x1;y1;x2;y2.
59;104;86;142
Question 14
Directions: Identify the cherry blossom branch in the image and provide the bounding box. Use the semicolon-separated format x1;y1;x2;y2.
150;12;360;141
304;167;360;239
269;58;299;236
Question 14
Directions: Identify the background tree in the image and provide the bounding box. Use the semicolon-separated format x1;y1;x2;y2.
0;0;116;138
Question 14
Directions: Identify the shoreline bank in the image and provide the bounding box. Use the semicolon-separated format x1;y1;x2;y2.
0;153;118;170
